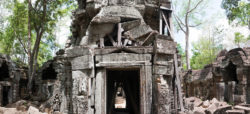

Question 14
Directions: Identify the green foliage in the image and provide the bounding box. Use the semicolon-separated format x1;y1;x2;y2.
222;0;250;26
234;32;249;47
0;0;75;66
0;0;28;60
190;26;223;69
177;44;184;55
190;37;221;69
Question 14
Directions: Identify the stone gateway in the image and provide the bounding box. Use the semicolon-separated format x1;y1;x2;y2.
36;0;184;114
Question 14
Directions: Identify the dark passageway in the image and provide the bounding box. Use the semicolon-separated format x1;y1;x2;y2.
225;61;238;83
2;86;10;106
107;69;140;114
42;64;57;80
0;62;10;81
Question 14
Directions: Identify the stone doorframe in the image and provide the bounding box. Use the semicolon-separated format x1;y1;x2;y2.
94;53;152;114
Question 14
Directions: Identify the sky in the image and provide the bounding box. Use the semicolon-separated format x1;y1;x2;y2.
55;15;71;47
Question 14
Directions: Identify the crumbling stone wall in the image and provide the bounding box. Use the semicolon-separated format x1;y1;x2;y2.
35;53;73;113
184;47;250;105
0;54;27;106
183;65;216;101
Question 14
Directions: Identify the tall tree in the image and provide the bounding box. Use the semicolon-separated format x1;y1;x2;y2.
234;32;249;47
26;0;75;92
172;0;206;70
221;0;250;28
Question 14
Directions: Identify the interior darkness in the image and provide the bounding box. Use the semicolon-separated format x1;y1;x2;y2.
120;17;138;23
107;69;140;114
19;79;28;98
104;35;115;46
0;62;10;81
32;81;39;96
225;61;238;83
2;86;10;106
42;64;57;80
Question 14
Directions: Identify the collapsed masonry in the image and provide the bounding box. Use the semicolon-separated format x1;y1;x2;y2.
0;54;28;107
30;0;185;114
184;47;250;105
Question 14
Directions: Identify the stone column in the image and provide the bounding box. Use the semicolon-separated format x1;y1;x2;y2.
216;82;225;101
234;67;247;104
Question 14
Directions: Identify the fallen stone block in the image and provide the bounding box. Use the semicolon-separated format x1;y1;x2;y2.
202;100;210;108
124;24;152;39
193;107;206;114
214;105;232;114
210;98;219;107
28;106;45;114
121;19;141;31
234;105;250;112
205;103;218;114
219;101;229;107
91;16;121;24
226;110;245;114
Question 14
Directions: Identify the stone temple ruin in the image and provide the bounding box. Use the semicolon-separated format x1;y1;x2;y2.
184;48;250;105
1;0;250;114
34;0;184;114
0;54;27;107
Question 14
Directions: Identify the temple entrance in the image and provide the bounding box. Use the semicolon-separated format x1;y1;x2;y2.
106;69;140;114
0;62;10;81
224;61;238;103
2;86;10;106
42;64;57;80
225;61;238;83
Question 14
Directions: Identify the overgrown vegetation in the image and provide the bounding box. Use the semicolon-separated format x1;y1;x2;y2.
175;0;249;70
172;0;208;70
0;0;76;92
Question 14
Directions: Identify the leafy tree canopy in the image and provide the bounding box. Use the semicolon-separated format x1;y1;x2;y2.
222;0;250;26
0;0;76;66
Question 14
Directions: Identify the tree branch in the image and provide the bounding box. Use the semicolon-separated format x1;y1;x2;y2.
188;0;203;14
174;13;186;27
174;14;186;33
31;0;47;59
189;23;202;27
13;28;28;54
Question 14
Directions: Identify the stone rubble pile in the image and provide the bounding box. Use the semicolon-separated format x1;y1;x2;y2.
184;97;250;114
0;100;63;114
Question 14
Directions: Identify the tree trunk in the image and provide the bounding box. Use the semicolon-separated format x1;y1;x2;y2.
185;31;190;70
27;0;33;93
185;0;191;70
27;0;47;94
